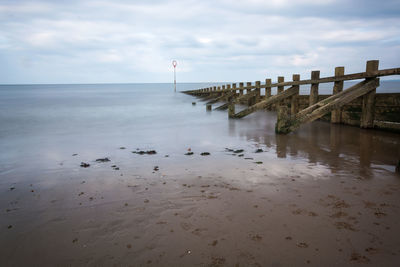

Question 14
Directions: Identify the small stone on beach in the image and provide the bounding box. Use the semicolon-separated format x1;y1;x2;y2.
95;157;110;162
80;162;90;168
200;152;210;156
132;150;157;155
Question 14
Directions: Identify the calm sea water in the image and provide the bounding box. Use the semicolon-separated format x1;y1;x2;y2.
0;81;399;184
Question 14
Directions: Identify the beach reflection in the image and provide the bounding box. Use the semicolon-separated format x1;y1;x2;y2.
228;110;400;178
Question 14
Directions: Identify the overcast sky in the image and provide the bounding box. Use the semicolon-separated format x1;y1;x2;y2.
1;0;400;84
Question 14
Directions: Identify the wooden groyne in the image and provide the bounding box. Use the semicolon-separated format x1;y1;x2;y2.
183;60;400;134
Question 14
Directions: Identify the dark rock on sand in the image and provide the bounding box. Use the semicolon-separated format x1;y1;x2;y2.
8;225;12;229
200;152;210;156
153;166;159;171
238;154;244;157
244;158;254;160
72;154;78;156
132;150;157;155
192;102;196;105
119;147;126;150
80;162;90;168
185;152;194;156
255;148;263;153
234;149;244;154
255;161;263;164
9;187;15;191
225;148;234;152
96;158;110;162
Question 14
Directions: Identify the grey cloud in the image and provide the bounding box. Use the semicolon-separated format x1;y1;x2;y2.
0;0;399;83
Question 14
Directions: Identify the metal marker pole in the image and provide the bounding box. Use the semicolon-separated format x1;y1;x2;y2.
172;60;177;92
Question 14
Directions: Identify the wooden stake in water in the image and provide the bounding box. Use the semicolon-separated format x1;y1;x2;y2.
172;60;177;92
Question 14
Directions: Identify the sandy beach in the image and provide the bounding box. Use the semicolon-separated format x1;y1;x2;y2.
2;123;400;266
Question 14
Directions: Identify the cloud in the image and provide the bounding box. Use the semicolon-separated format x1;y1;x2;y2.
0;0;399;83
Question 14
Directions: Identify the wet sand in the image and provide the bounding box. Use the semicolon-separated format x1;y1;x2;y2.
1;111;400;266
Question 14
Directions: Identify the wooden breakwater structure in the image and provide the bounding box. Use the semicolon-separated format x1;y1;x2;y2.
183;60;400;134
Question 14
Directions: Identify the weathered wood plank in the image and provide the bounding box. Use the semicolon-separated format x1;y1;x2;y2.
374;120;400;131
276;79;380;134
257;67;400;88
232;86;298;118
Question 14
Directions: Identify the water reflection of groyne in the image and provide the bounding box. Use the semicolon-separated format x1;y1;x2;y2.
228;111;400;177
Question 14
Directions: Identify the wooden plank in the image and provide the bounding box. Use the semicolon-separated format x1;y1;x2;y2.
206;91;235;104
215;102;229;110
361;60;379;128
331;66;345;123
276;79;380;133
309;71;320;106
374;120;400;131
258;67;400;88
233;86;298;118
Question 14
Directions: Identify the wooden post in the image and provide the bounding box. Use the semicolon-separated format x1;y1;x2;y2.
255;81;261;103
291;74;300;115
277;76;284;107
246;82;252;95
265;78;272;111
309;70;320;106
239;82;244;96
228;101;235;118
275;105;289;134
206;104;212;111
361;60;379;128
277;76;284;93
331;67;344;123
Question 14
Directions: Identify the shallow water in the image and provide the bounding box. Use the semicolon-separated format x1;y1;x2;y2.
0;82;399;179
1;83;400;266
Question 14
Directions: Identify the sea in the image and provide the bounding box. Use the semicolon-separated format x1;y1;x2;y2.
0;81;400;184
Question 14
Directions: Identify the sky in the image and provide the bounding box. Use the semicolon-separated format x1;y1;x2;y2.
0;0;400;84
